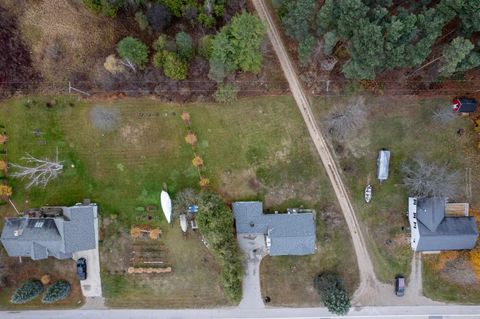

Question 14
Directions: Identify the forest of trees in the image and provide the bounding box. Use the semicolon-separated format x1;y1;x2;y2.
83;0;265;101
276;0;480;79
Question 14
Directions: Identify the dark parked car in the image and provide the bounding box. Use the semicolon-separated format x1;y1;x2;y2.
76;258;87;281
395;275;405;297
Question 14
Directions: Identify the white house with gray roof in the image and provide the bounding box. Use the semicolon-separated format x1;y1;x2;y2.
233;201;316;256
1;204;97;260
408;197;478;252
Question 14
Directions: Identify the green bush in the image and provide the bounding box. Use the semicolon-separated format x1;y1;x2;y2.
83;0;120;17
175;32;193;61
152;51;164;68
197;192;243;303
314;272;351;315
116;37;149;69
162;51;188;80
199;13;216;28
214;83;238;103
135;11;150;31
323;31;337;56
298;35;315;66
152;35;168;52
42;280;71;304
11;279;44;304
198;35;213;59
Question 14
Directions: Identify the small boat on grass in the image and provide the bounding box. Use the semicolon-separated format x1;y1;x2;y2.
179;214;187;233
160;190;172;223
364;184;372;203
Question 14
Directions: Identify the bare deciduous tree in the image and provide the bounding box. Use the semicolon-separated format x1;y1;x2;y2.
401;158;461;198
9;151;63;189
432;107;456;125
324;97;367;140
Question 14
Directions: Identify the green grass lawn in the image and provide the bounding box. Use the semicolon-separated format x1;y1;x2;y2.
311;95;480;286
0;95;358;308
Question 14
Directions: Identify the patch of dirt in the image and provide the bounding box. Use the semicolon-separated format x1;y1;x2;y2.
0;5;39;97
264;180;319;207
319;206;344;229
441;256;478;286
17;0;125;84
100;225;131;273
120;122;150;146
90;106;119;132
219;168;260;201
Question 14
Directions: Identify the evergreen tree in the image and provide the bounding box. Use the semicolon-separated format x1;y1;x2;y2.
439;37;475;77
314;272;351;315
42;280;71;304
116;37;148;69
175;32;193;61
11;279;43;304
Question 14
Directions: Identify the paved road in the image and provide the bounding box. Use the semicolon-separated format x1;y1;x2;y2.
3;306;480;319
251;0;379;305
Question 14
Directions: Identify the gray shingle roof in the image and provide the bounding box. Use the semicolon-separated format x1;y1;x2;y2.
416;217;478;251
233;201;316;256
416;197;445;232
1;204;97;260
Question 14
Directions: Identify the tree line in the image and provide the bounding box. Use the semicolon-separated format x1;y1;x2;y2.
277;0;480;79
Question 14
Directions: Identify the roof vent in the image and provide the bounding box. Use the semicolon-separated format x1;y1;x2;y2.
34;221;44;228
14;228;24;237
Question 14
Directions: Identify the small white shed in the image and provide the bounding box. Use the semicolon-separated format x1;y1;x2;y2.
377;150;390;181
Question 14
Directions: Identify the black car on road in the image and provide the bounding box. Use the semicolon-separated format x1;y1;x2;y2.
395;275;405;297
76;258;87;281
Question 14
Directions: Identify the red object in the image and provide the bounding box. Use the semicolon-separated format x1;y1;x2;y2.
452;98;461;112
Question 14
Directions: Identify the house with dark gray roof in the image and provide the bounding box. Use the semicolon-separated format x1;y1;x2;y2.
1;204;97;260
233;201;316;256
408;197;478;252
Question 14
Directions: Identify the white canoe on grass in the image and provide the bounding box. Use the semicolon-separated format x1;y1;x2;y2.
179;214;187;233
160;191;172;223
364;184;372;203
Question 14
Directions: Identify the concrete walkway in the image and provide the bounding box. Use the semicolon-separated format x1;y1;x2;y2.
237;234;266;309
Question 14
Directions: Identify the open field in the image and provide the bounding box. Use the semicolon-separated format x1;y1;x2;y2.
311;95;480;292
0;95;357;307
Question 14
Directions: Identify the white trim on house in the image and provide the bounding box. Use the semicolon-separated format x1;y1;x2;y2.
408;197;420;251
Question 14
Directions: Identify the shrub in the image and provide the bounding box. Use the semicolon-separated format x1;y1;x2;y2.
11;279;43;304
152;51;163;69
83;0;120;17
323;31;337;56
42;280;71;304
197;192;242;303
152;35;168;52
214;83;238;103
162;51;188;80
199;13;216;28
198;35;213;59
116;37;149;69
314;272;351;315
298;35;315;66
135;11;149;31
175;32;193;61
